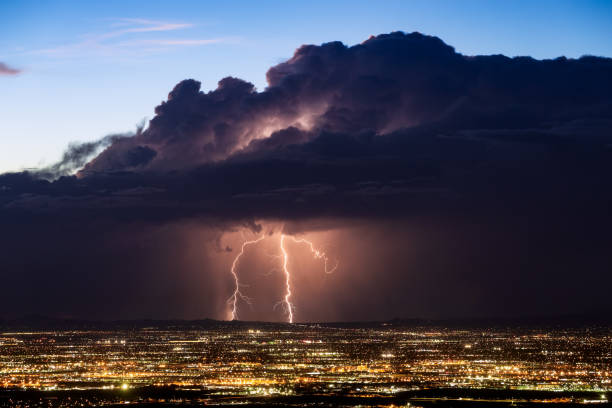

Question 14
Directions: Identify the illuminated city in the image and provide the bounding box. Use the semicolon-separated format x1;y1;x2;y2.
0;322;609;406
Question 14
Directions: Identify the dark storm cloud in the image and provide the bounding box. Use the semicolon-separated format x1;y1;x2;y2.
2;32;612;320
4;32;610;219
0;62;20;75
80;32;612;175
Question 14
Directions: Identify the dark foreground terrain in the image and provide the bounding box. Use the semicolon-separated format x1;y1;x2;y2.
0;386;609;407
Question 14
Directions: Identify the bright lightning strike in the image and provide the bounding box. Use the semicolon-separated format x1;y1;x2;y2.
226;232;338;323
279;234;338;323
227;236;265;321
279;234;294;324
285;235;339;274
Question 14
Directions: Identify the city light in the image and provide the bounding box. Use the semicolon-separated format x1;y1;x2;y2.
0;325;609;406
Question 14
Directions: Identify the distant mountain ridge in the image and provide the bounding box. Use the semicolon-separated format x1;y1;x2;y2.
0;313;610;330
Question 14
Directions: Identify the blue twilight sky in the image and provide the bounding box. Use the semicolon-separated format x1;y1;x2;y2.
1;0;611;173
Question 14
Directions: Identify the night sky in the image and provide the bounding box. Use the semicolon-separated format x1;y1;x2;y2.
2;27;612;321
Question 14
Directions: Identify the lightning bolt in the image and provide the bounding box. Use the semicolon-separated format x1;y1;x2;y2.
279;234;338;323
225;231;338;323
227;235;265;320
279;234;294;323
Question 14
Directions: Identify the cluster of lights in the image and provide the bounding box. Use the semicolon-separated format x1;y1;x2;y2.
0;327;609;396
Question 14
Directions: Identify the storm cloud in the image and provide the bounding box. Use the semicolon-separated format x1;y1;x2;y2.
1;32;612;321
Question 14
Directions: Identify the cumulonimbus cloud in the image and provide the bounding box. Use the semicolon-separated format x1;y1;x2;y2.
2;32;612;320
77;32;612;176
2;31;612;225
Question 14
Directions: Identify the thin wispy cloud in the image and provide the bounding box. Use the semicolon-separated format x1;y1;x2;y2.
28;18;230;57
102;18;194;38
0;62;21;75
117;38;233;47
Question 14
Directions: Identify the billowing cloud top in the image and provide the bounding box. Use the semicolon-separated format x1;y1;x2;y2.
4;31;612;223
3;31;612;221
78;32;612;175
1;32;612;320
